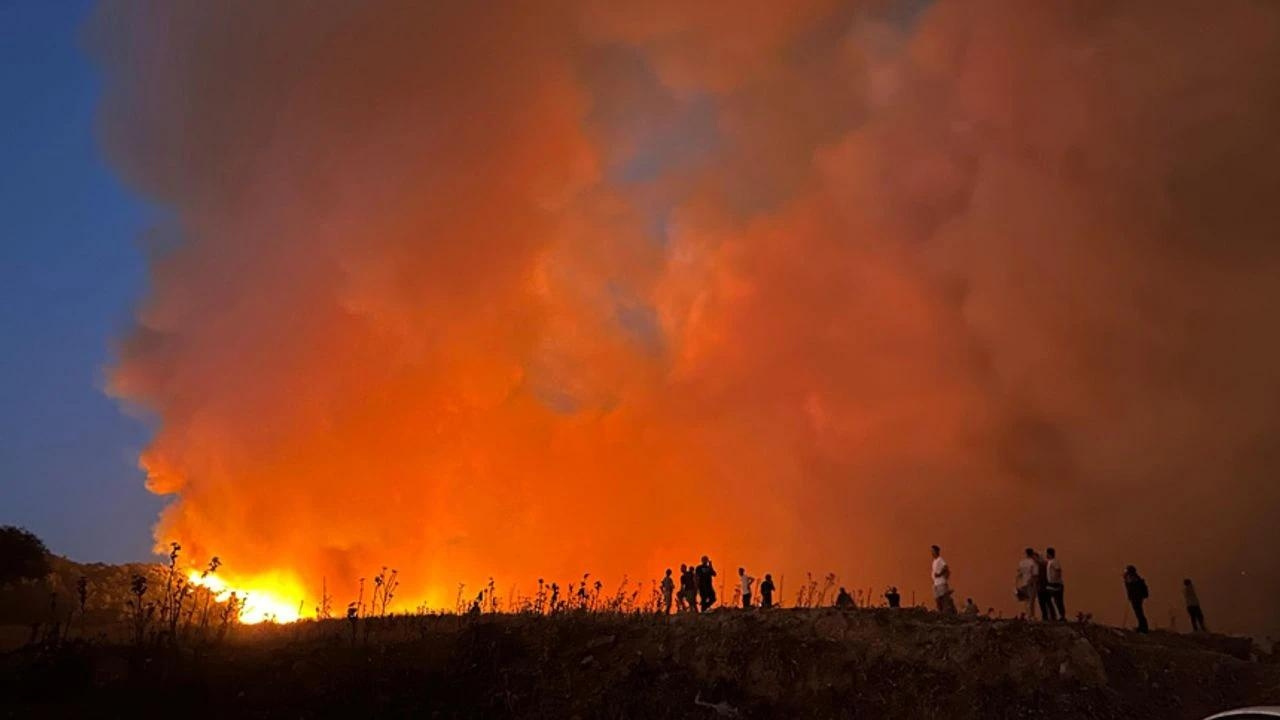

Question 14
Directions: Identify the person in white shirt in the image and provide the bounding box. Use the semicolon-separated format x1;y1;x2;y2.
931;545;956;613
1015;547;1040;619
1044;547;1065;620
738;567;755;608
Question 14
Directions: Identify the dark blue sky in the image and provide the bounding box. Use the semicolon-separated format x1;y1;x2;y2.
0;0;162;563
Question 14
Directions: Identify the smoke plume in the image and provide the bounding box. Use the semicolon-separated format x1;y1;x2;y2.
91;0;1280;632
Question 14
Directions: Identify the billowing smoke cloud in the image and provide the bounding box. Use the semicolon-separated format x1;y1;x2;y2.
91;0;1280;633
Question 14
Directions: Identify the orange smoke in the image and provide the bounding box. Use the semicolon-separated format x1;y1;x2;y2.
92;0;1280;633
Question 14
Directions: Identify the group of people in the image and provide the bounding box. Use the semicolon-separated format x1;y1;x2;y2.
654;545;1209;636
1013;547;1066;620
1120;566;1207;634
655;543;1213;632
930;544;1208;634
658;556;780;613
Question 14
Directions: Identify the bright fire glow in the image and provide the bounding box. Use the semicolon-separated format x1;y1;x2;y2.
187;570;304;624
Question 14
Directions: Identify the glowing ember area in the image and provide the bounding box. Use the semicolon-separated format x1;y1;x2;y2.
187;571;304;625
93;0;1280;634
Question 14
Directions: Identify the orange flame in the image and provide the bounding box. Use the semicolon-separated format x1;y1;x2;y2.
187;570;304;624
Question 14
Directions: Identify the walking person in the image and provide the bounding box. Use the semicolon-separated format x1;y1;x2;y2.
1016;548;1040;619
1044;548;1065;620
676;564;693;612
759;573;776;609
696;556;718;611
1123;565;1150;633
931;545;957;614
660;568;675;615
1184;578;1207;632
738;567;755;608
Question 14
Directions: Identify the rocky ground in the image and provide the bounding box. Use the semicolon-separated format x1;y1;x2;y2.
2;606;1277;719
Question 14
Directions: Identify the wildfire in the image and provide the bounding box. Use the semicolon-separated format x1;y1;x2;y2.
187;570;305;624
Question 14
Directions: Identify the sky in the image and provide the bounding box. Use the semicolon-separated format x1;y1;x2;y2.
0;0;160;562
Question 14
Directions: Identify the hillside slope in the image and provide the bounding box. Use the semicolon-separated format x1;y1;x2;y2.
3;607;1277;719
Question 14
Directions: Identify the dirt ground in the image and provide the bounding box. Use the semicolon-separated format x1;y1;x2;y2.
2;607;1276;719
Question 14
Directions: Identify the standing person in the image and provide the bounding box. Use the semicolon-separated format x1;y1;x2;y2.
759;574;776;609
963;597;980;616
835;587;854;608
1184;578;1207;632
1123;565;1150;633
885;586;901;608
660;569;675;615
1044;548;1065;620
738;567;755;609
676;564;692;612
696;556;718;612
931;545;957;614
1016;548;1040;619
1034;550;1054;620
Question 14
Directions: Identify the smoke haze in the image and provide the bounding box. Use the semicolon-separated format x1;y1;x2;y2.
91;0;1280;633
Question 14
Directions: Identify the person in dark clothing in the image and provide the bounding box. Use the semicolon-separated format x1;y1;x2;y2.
660;569;675;615
1184;578;1207;632
679;564;697;612
835;587;855;608
885;586;901;608
1123;565;1150;633
696;556;717;611
759;574;775;609
1034;550;1055;621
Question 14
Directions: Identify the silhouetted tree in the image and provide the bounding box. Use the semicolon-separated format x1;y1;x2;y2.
0;526;51;586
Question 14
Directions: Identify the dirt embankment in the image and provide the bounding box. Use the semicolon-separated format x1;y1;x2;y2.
2;608;1276;719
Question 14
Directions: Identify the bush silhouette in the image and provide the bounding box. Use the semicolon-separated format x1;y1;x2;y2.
0;525;51;586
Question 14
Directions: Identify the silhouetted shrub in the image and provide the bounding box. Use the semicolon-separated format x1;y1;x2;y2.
0;525;51;586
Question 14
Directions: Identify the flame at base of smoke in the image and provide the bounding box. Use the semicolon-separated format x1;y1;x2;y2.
187;570;305;625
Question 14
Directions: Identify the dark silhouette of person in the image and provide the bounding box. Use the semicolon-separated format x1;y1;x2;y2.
759;573;776;609
835;587;855;608
1034;550;1054;621
1184;578;1207;632
660;568;675;615
1123;565;1150;633
885;586;901;608
1045;547;1065;620
696;555;717;611
678;563;696;612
